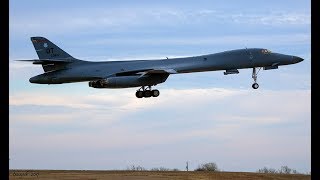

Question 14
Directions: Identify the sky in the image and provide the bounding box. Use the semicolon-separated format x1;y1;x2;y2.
9;0;310;173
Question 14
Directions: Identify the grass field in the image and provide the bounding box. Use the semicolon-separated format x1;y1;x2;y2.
9;170;311;180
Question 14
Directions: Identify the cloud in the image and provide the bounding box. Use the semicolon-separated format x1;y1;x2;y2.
9;33;310;64
87;33;310;47
10;88;310;127
230;12;310;25
10;87;310;171
10;7;310;35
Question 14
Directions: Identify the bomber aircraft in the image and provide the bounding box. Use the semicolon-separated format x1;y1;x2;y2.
19;37;303;98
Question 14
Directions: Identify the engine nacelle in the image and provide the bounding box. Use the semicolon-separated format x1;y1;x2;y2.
89;75;169;88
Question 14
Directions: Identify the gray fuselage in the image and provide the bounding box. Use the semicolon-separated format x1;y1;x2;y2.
29;48;303;86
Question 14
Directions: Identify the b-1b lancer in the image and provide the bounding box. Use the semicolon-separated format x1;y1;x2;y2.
19;36;303;98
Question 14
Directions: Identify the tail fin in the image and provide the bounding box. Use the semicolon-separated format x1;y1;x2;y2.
31;37;75;60
30;37;77;72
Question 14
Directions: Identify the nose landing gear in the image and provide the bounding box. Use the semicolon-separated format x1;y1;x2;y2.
252;67;261;89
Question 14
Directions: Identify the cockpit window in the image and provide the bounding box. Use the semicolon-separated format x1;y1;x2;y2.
261;49;272;54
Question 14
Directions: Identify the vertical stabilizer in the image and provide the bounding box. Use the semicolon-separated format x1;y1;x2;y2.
30;37;77;72
31;36;75;60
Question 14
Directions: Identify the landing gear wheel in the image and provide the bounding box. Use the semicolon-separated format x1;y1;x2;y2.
252;83;259;89
144;90;152;98
135;86;160;98
136;91;143;98
152;90;160;97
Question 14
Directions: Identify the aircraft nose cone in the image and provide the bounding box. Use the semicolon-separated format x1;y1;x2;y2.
29;76;38;83
292;56;304;63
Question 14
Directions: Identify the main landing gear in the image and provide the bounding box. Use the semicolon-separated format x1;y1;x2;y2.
252;67;261;89
136;86;160;98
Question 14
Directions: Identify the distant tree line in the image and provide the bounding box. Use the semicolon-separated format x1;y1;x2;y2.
194;162;219;171
126;162;219;172
126;165;146;171
256;166;303;174
125;163;309;175
150;167;180;171
126;164;179;171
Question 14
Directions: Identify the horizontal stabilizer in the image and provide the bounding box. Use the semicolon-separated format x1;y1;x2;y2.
16;59;73;65
16;59;74;72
